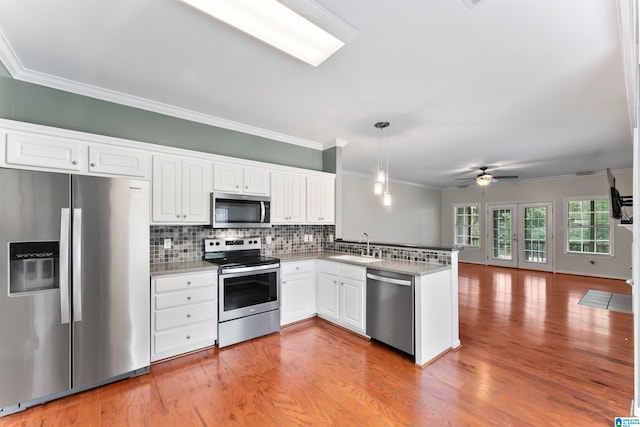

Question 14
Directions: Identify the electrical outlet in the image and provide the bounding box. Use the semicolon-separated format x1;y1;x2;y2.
163;238;172;249
329;234;334;242
303;234;309;242
266;235;272;244
308;234;313;242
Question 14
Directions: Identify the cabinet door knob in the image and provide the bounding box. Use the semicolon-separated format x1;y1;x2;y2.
183;214;187;218
186;281;191;285
187;296;192;301
186;335;191;340
72;160;78;165
245;186;248;189
176;214;181;218
186;313;191;318
235;185;239;189
283;281;286;284
90;162;96;167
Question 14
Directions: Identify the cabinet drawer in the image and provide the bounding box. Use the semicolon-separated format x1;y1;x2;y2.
339;264;365;281
154;272;215;293
155;286;216;310
155;301;216;331
154;321;217;355
282;261;314;276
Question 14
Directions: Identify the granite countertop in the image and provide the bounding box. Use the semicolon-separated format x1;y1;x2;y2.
149;252;451;277
276;251;451;276
150;260;218;277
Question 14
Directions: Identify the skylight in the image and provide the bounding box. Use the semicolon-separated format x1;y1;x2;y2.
178;0;348;66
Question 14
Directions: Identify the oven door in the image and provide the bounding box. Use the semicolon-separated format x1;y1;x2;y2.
218;265;280;322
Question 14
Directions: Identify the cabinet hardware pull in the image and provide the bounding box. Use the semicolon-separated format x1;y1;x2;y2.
186;335;191;340
186;313;191;318
187;296;192;301
90;162;96;167
186;281;191;285
176;214;180;218
72;160;78;165
183;214;187;218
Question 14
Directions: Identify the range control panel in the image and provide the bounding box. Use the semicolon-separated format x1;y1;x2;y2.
204;237;261;253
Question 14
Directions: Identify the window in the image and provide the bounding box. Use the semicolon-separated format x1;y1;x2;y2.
566;198;611;255
454;204;480;247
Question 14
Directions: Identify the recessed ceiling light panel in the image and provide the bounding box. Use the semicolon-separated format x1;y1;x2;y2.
178;0;351;66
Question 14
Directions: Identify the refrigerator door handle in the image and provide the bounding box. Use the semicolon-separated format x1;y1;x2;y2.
60;208;71;324
72;208;83;323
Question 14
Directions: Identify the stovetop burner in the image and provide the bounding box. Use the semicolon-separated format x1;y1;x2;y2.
203;237;279;269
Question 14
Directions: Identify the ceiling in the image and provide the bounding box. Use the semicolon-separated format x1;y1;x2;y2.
0;0;635;188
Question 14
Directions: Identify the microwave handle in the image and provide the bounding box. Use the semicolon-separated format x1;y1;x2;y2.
261;201;266;223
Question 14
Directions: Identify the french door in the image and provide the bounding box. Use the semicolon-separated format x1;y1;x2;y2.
487;202;553;271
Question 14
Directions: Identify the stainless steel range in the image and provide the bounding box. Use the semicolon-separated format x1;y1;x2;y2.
204;238;280;347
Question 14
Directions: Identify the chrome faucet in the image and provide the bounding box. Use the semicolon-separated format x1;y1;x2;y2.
359;232;371;257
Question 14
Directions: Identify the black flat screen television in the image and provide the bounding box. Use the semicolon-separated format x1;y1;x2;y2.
607;168;632;224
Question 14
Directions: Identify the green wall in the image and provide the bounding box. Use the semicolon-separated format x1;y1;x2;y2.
0;67;322;170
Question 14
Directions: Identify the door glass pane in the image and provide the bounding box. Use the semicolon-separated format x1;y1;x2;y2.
493;209;512;260
523;207;547;263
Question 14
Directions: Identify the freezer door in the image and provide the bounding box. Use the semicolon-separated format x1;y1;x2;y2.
71;176;150;389
0;169;71;408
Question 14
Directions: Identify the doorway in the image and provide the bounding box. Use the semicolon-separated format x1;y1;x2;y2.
487;202;554;272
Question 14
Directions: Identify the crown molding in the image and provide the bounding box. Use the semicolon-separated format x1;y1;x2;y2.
0;30;328;151
323;137;349;149
0;30;23;75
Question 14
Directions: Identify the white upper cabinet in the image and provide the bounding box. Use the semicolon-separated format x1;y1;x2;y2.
306;175;335;224
271;172;306;224
243;167;270;195
6;131;86;172
4;129;150;178
152;155;212;224
88;145;149;178
213;162;270;195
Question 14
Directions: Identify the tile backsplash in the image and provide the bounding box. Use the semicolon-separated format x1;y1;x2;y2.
150;225;453;265
150;225;334;264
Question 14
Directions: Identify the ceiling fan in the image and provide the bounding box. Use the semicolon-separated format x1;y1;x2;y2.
456;167;519;187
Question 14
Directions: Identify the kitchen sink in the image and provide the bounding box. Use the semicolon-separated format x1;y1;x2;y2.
330;254;383;264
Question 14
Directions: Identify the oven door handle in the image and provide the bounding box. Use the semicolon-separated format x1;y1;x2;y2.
220;264;280;275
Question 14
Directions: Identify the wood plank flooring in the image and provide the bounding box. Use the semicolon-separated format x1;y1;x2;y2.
1;263;634;426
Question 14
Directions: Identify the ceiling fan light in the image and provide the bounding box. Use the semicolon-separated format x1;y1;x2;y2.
476;175;492;186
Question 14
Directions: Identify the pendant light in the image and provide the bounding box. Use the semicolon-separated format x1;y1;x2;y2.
374;121;392;206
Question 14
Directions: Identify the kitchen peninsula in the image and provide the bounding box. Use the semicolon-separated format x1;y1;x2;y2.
278;248;460;367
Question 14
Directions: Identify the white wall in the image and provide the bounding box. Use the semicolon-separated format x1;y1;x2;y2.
340;173;441;246
441;169;633;279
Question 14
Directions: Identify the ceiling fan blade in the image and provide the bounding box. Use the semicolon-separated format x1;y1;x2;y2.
455;178;475;181
492;175;518;179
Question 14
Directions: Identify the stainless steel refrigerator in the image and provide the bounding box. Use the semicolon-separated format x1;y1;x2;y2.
0;168;150;415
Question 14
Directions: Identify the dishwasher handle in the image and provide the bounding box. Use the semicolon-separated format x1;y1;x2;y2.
366;273;412;286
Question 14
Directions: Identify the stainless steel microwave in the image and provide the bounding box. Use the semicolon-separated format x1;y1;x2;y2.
210;192;271;228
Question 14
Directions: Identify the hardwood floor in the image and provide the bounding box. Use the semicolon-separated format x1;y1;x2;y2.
1;263;634;426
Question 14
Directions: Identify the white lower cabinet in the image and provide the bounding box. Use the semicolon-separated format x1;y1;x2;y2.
151;271;217;362
317;261;366;335
281;260;316;326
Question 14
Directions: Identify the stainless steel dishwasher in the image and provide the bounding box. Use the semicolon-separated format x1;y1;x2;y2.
366;268;414;355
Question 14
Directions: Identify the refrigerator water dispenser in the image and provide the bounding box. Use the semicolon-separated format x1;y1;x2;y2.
9;241;59;293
